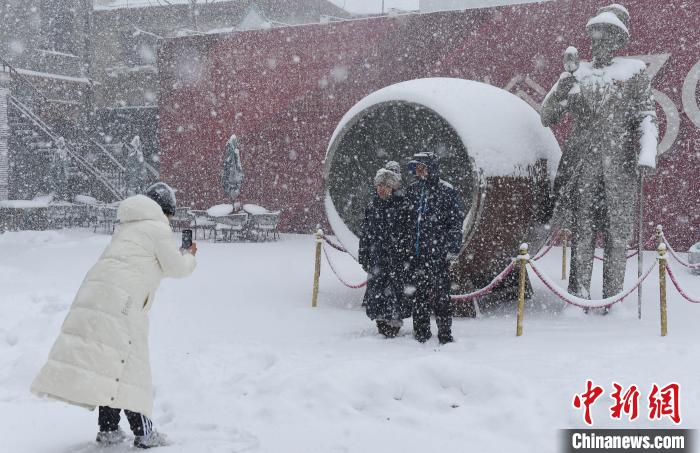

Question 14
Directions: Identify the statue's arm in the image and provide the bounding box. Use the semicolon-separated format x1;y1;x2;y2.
633;71;659;169
540;73;572;127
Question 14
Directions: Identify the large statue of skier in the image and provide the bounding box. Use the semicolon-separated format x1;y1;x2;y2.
541;4;658;304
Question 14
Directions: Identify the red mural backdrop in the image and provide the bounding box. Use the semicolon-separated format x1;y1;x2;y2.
158;0;699;248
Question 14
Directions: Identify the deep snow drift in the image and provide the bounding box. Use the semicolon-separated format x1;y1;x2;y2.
1;229;699;452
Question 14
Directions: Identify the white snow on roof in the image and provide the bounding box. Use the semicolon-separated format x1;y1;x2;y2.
94;0;235;10
15;69;92;84
328;78;561;179
419;0;553;13
328;0;418;14
586;10;629;35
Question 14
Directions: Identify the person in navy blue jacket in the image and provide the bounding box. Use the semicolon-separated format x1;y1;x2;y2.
404;152;465;344
358;167;412;338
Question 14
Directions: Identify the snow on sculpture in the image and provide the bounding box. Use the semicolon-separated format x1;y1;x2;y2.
541;3;658;303
325;77;560;258
221;134;245;202
125;135;148;196
50;137;69;200
324;77;561;307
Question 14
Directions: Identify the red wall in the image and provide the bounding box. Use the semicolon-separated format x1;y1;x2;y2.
158;0;700;248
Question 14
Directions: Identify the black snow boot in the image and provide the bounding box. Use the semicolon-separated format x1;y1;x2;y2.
377;320;400;338
438;332;454;345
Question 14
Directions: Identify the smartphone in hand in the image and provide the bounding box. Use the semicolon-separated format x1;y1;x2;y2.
181;229;193;250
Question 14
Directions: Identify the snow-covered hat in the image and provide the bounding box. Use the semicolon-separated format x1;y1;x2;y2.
145;182;177;216
384;160;401;176
406;152;438;174
374;168;401;190
586;3;630;48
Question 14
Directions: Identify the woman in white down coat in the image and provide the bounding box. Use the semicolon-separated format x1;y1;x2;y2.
31;183;196;449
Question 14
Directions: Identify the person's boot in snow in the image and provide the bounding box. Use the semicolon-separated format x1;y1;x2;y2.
96;427;127;446
438;333;454;345
376;320;400;338
134;430;169;449
385;319;402;338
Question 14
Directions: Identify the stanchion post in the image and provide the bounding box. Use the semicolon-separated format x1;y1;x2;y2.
516;243;529;337
561;229;569;280
658;242;668;337
311;228;324;308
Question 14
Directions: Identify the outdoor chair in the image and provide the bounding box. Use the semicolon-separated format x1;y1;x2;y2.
170;207;193;232
189;209;216;240
67;204;91;227
94;205;119;234
212;213;249;242
74;195;100;227
249;211;281;241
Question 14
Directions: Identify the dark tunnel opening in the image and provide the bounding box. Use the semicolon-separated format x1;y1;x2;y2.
326;101;476;236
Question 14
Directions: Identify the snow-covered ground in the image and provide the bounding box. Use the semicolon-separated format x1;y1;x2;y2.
1;229;699;452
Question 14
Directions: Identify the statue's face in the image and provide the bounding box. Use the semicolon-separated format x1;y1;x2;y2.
589;25;623;63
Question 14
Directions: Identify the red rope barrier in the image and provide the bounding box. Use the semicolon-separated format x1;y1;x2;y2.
528;259;657;309
323;236;349;254
591;235;655;261
594;250;640;261
665;263;700;304
321;244;367;289
450;260;517;301
532;242;556;261
661;234;700;269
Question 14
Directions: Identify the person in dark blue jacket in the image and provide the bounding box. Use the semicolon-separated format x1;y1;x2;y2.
404;152;466;344
358;167;412;338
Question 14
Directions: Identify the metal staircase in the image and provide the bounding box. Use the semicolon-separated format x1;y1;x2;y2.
8;95;125;200
2;56;127;201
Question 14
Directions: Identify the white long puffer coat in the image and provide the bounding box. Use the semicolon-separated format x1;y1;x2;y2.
31;195;196;417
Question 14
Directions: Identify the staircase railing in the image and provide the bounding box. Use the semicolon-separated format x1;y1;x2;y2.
9;95;123;200
2;54;127;199
123;141;160;179
1;55;49;104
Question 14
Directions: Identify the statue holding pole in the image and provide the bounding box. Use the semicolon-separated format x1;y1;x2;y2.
541;4;658;310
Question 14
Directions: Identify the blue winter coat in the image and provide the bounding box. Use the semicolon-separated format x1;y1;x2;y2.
358;194;412;321
404;169;465;283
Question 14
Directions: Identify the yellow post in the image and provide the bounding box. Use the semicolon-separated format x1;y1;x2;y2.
561;229;569;280
311;228;324;308
658;243;668;337
516;243;529;337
